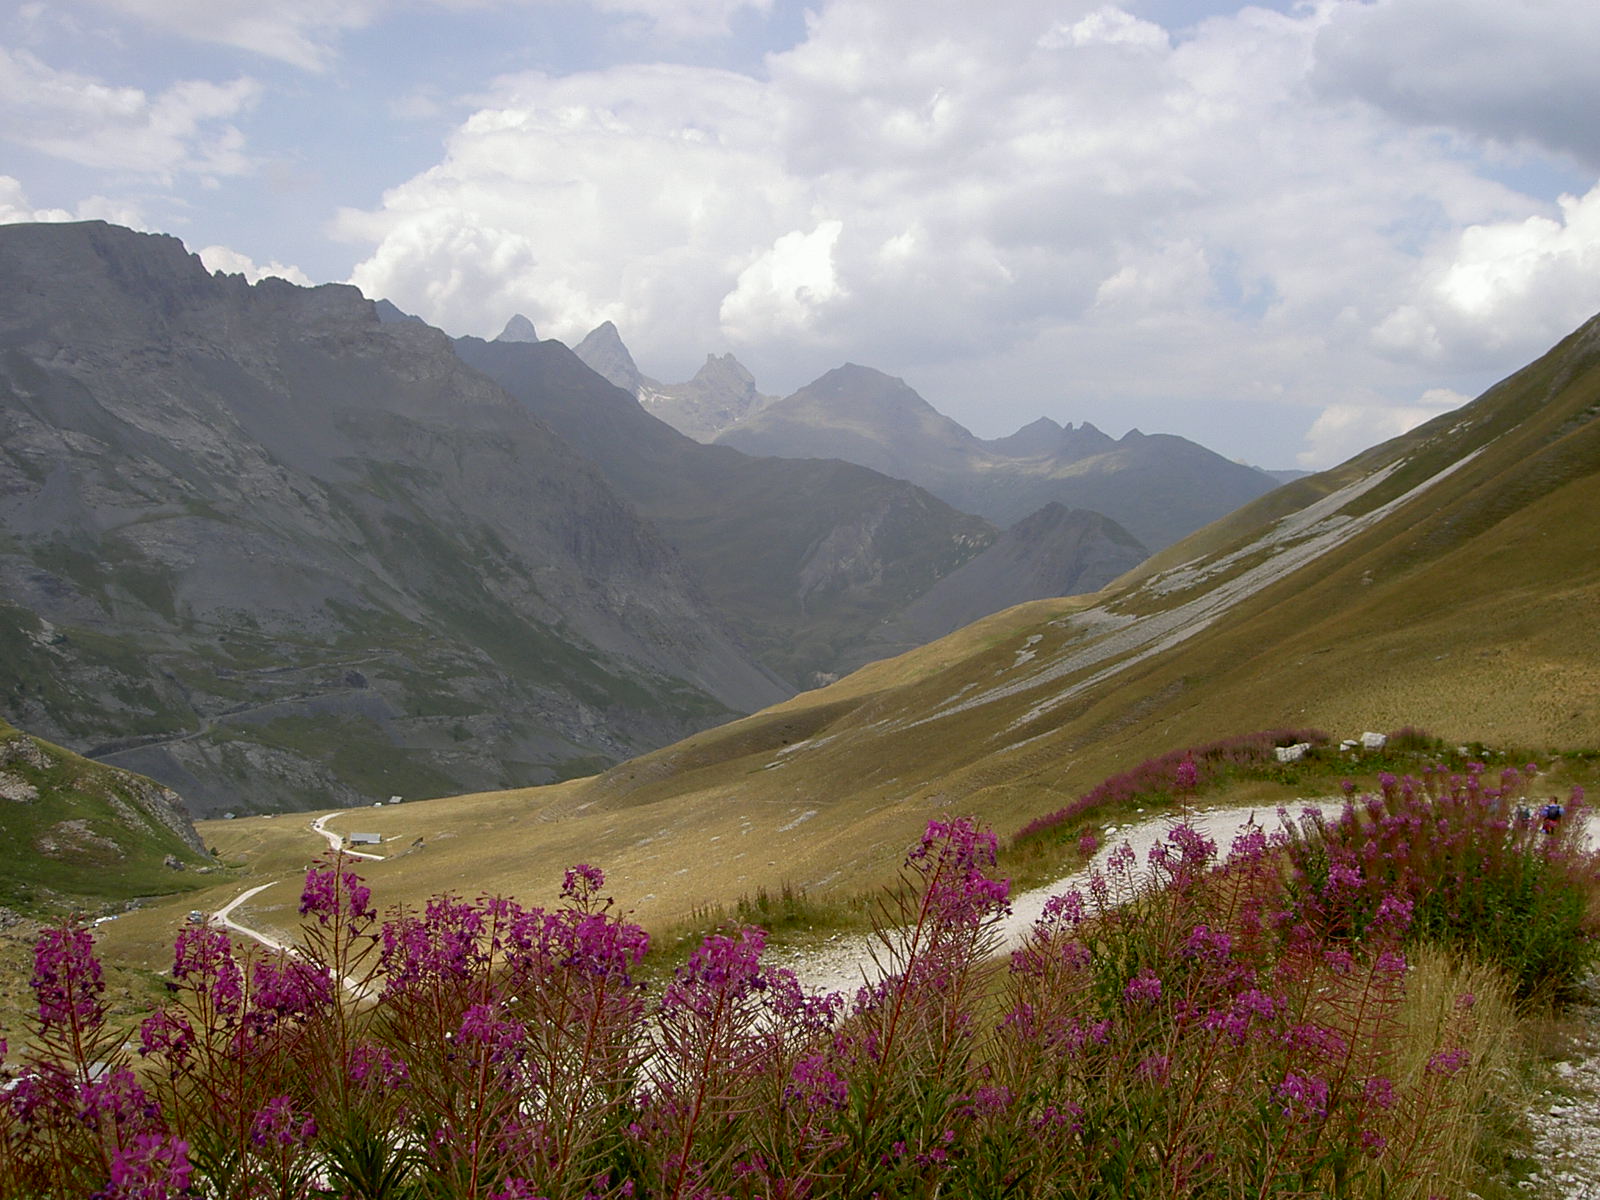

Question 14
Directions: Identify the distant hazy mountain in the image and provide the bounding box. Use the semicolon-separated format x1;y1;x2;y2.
716;364;1281;550
573;322;777;441
870;502;1147;649
0;221;789;814
456;335;1144;685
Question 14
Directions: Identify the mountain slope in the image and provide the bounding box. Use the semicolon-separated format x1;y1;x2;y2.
0;221;788;814
0;718;211;916
371;309;1600;924
455;335;1004;685
716;364;1280;549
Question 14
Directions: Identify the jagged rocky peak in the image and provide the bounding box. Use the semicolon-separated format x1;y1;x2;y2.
692;352;758;390
986;416;1066;458
573;321;644;394
495;313;539;343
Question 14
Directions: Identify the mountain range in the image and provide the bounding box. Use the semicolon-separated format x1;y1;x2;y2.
0;221;789;814
453;331;1148;685
0;222;1153;813
575;328;1281;550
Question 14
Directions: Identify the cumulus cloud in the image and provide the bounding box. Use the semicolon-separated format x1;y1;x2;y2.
197;243;313;285
334;0;1597;466
1298;390;1466;469
0;175;149;229
1312;0;1600;169
1374;183;1600;366
0;177;74;225
0;47;257;177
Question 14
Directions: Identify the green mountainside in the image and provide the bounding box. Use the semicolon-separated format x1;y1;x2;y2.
0;718;211;917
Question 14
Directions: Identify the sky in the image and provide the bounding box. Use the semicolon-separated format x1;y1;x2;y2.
3;1;1599;469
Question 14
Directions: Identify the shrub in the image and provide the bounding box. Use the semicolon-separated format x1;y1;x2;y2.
0;782;1578;1199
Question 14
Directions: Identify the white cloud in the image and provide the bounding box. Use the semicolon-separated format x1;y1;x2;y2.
1298;390;1465;469
589;0;774;39
720;220;845;339
334;0;1600;467
0;177;74;225
81;0;386;71
0;47;258;177
197;243;313;285
1374;183;1600;366
0;176;149;229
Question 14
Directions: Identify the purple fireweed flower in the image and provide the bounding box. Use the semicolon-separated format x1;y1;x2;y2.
300;858;373;926
561;863;607;908
79;1066;160;1130
137;1010;195;1066
380;896;488;994
1375;949;1407;977
106;1132;192;1199
1077;831;1100;857
1040;888;1087;930
248;956;334;1029
908;817;1011;928
489;1181;550;1200
171;925;243;1016
1286;1022;1350;1060
1426;1047;1470;1076
1136;1054;1172;1083
1029;1102;1085;1134
251;1095;317;1149
1124;969;1162;1005
1174;757;1199;793
959;1085;1012;1117
1167;823;1217;871
1277;1072;1330;1120
1363;1076;1395;1110
32;925;103;1033
1322;947;1355;975
786;1050;848;1112
1360;1128;1388;1157
348;1041;410;1089
1184;924;1232;961
1105;843;1137;875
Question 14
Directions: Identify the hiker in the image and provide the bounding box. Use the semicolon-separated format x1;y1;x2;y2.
1541;800;1564;834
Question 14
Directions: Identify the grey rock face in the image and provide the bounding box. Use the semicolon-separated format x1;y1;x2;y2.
0;221;788;813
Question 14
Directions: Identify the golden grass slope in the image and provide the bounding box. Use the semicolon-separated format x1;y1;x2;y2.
90;312;1600;967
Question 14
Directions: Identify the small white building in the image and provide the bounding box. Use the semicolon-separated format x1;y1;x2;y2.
348;832;382;846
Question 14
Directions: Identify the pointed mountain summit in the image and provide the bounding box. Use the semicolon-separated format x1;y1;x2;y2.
495;313;539;343
717;367;1276;550
573;321;644;394
571;323;775;441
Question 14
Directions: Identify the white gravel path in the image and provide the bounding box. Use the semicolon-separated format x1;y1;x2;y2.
1522;974;1600;1199
778;802;1291;996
